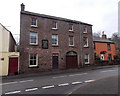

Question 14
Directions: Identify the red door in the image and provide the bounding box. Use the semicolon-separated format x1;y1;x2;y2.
9;57;18;75
66;51;78;69
66;56;78;69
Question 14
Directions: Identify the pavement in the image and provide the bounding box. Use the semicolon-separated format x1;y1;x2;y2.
2;64;119;80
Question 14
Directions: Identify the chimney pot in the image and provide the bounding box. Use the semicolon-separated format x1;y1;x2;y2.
102;31;107;39
21;3;25;11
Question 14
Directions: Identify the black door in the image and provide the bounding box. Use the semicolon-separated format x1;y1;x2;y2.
52;53;59;69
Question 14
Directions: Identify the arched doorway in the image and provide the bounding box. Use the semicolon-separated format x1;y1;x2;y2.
66;51;78;69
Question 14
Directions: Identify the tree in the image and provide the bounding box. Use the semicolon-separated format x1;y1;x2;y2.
111;32;120;59
93;32;101;38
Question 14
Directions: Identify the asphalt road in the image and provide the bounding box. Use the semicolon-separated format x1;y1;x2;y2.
1;66;119;95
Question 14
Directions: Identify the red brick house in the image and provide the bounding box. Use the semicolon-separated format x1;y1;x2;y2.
93;33;116;61
20;4;94;73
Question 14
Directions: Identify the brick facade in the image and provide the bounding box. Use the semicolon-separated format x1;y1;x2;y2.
20;4;94;73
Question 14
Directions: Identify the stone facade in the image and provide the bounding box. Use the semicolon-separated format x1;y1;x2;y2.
20;4;94;73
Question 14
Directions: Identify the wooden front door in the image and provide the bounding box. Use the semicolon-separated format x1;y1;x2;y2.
52;54;59;69
66;51;78;69
9;57;18;75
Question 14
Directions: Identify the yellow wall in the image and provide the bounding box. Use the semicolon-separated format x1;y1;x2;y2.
0;52;19;76
0;24;10;53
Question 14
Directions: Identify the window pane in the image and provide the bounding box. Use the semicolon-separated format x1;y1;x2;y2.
83;37;88;47
31;18;37;26
29;54;37;66
52;35;58;45
52;21;57;28
69;24;73;31
30;32;37;44
69;36;74;46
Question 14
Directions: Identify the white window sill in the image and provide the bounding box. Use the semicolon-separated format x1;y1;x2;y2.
69;30;73;32
31;25;38;28
30;43;38;45
52;44;58;46
29;65;38;68
85;62;89;64
52;28;58;30
83;32;87;34
84;46;89;48
69;45;74;47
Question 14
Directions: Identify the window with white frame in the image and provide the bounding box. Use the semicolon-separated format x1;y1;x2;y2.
29;54;38;67
83;26;87;33
31;18;37;27
52;34;58;45
84;54;89;64
69;24;73;31
83;37;88;47
52;21;57;29
30;32;38;45
69;36;74;46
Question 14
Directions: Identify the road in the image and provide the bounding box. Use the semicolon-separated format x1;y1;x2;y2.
1;66;119;95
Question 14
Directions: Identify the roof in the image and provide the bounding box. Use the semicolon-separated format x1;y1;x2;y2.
21;11;92;26
93;37;114;43
0;23;16;45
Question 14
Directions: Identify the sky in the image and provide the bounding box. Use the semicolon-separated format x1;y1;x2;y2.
0;0;119;42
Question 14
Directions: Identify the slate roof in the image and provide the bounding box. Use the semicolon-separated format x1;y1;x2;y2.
93;37;114;43
21;11;92;26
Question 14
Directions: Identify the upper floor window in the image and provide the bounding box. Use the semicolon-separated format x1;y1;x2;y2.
29;54;38;67
83;26;87;33
107;44;111;51
69;24;73;31
30;32;38;45
52;21;57;29
83;37;88;47
52;34;58;46
84;54;89;64
69;36;74;46
31;18;37;27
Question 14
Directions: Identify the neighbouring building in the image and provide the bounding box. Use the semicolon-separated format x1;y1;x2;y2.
0;23;19;76
93;32;116;61
20;4;94;73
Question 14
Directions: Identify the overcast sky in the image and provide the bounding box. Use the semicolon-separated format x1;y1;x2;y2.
0;0;119;42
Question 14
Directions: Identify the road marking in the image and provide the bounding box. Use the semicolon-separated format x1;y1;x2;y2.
53;75;67;78
5;91;21;94
100;70;116;73
1;81;18;85
58;83;69;87
84;80;95;83
69;73;88;77
72;81;82;85
19;80;34;83
42;85;55;89
25;88;38;92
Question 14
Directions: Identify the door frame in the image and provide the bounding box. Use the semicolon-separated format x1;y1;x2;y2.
52;53;59;69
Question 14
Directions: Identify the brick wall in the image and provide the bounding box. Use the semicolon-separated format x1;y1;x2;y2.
20;11;94;73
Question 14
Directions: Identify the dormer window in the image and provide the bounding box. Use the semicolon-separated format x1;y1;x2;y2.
31;18;37;27
69;24;73;31
52;21;57;29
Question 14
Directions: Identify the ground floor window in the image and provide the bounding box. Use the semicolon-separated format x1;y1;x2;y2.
29;54;38;67
100;54;104;60
84;54;89;64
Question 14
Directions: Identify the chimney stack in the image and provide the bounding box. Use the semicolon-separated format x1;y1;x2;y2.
102;31;107;39
21;3;25;11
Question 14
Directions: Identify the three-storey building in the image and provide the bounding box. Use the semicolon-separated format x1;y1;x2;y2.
20;3;94;73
